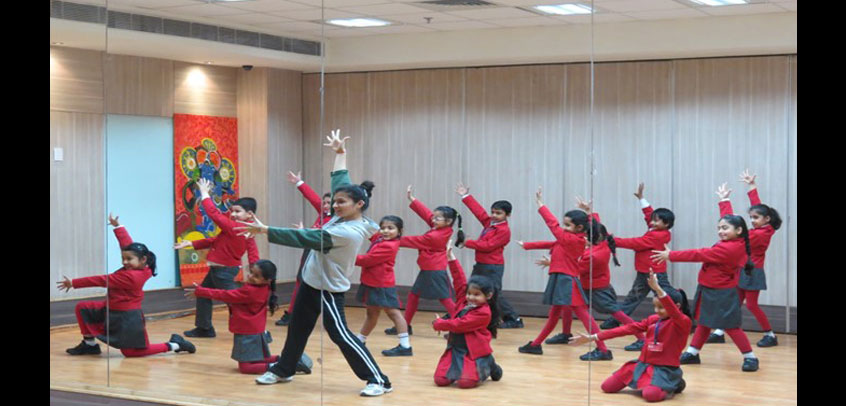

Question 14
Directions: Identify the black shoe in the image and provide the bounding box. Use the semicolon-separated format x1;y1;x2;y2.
706;333;726;343
545;333;572;345
381;344;413;357
384;324;412;335
579;348;613;361
275;311;292;326
184;327;216;338
679;352;701;364
675;379;686;394
296;353;313;374
600;318;620;330
742;357;759;372
499;318;524;329
518;342;543;355
169;334;196;353
624;339;644;352
66;340;101;355
490;363;503;381
264;330;273;343
757;335;778;347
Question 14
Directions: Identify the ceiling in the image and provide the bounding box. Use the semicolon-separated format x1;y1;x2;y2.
69;0;797;42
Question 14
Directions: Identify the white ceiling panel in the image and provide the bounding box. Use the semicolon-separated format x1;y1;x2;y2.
337;3;433;15
444;7;539;19
487;0;560;6
154;3;254;17
256;20;334;31
595;0;687;13
380;12;469;24
486;16;566;27
267;8;363;20
314;0;392;6
625;7;708;20
214;0;315;12
424;20;500;31
700;3;786;16
369;24;437;33
209;13;295;25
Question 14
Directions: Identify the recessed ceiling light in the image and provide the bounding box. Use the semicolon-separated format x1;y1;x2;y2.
204;61;214;65
689;0;747;6
326;18;390;28
534;4;593;16
51;42;64;45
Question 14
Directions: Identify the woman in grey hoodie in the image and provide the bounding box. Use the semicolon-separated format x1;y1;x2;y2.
237;130;392;397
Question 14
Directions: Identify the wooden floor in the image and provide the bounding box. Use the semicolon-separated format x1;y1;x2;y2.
50;307;797;406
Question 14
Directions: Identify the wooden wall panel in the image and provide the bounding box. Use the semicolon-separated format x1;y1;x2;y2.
788;56;797;308
236;68;269;271
303;55;796;306
266;68;306;281
50;47;103;114
592;61;674;294
671;56;792;306
104;54;174;117
50;111;105;299
174;62;237;117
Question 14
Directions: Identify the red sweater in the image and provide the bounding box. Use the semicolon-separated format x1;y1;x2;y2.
355;234;400;288
668;238;747;289
461;194;511;265
191;197;260;267
298;181;331;229
71;226;152;311
597;294;691;367
527;206;597;277
613;206;671;273
577;241;611;290
194;283;270;335
718;189;776;269
399;199;453;270
433;259;493;360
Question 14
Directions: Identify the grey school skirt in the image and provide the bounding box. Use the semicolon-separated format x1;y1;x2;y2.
584;286;621;314
738;268;767;291
231;331;273;362
543;273;588;306
356;284;401;308
693;285;742;329
411;270;454;300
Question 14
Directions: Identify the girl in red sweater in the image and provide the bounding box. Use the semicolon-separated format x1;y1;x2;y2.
516;189;612;361
185;259;311;375
432;243;503;389
59;214;196;358
354;215;413;356
388;185;465;335
570;271;691;403
651;183;760;372
709;170;783;347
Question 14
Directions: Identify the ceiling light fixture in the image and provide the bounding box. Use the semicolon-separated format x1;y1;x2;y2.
51;42;64;45
533;4;593;16
326;18;390;28
204;61;214;65
689;0;747;6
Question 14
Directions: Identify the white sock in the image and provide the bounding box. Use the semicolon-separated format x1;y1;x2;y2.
356;333;367;343
398;333;411;348
168;342;180;352
84;338;97;346
713;329;725;336
686;347;699;355
743;351;757;359
765;331;776;338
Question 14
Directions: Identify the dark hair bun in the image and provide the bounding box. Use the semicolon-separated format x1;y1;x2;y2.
359;181;375;197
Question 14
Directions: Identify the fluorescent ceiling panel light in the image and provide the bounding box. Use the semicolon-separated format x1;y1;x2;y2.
326;18;390;28
534;4;593;15
689;0;747;6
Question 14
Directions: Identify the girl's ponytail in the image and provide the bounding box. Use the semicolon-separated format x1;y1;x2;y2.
606;234;621;267
743;232;755;275
254;259;279;315
455;213;465;247
268;278;279;316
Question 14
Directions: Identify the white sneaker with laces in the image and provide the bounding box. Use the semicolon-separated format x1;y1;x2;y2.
255;371;293;385
360;383;392;396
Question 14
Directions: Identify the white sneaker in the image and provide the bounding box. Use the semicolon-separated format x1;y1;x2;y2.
360;383;392;397
255;371;293;385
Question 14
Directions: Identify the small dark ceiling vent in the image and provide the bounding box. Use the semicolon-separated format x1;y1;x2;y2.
413;0;501;11
50;0;322;57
